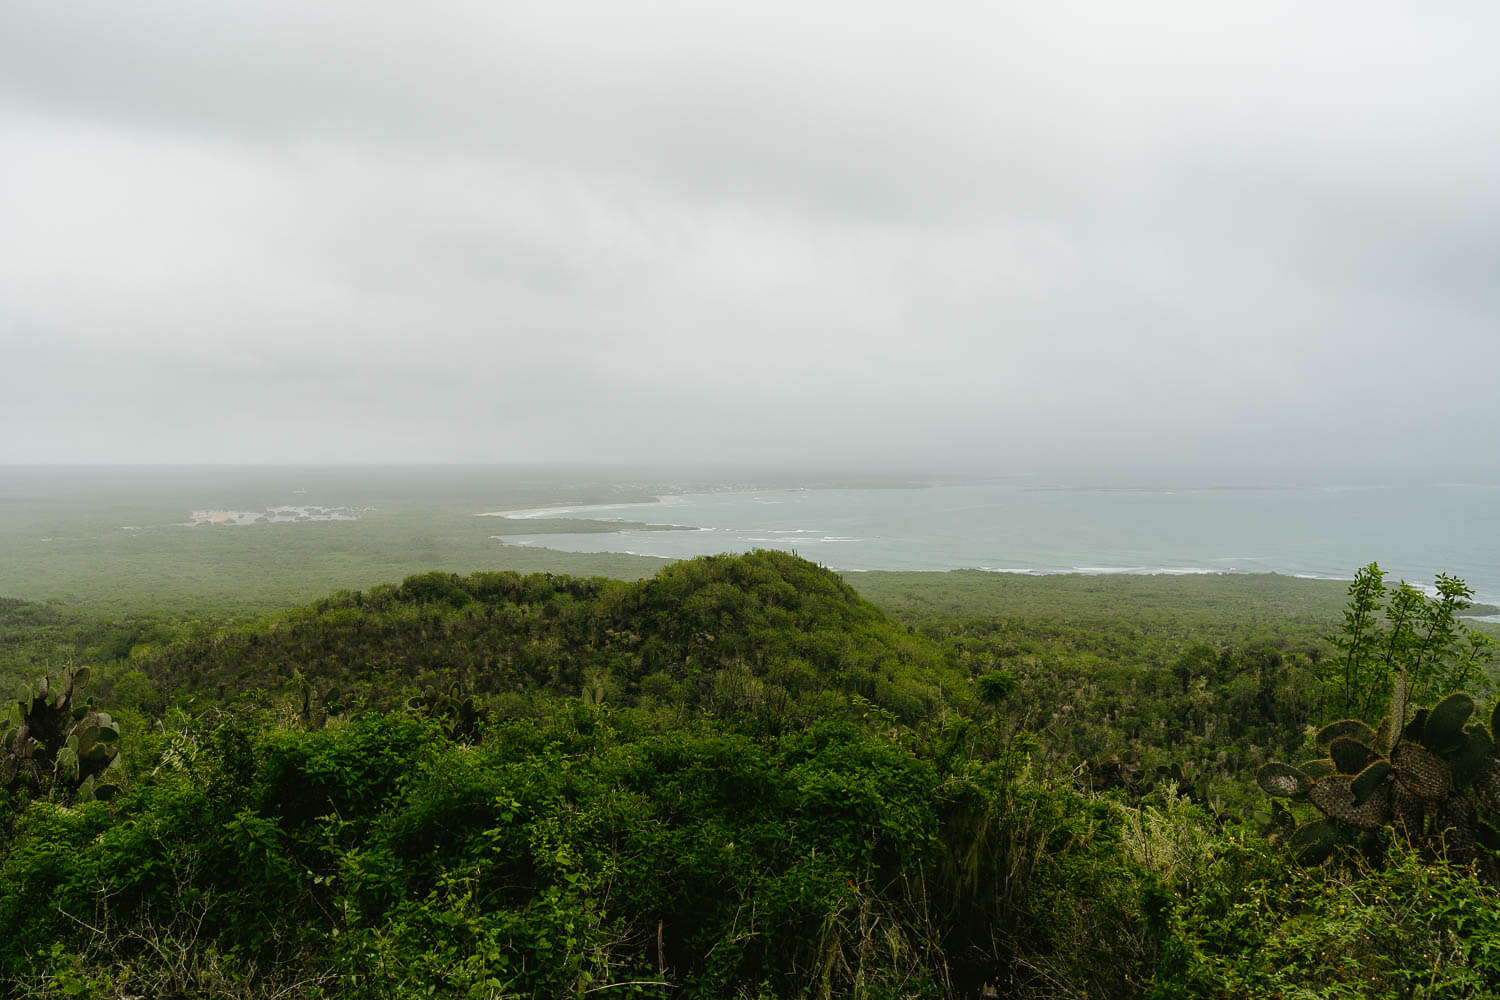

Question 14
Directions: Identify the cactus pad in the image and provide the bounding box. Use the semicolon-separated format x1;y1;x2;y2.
1317;719;1377;753
1403;708;1430;743
1392;742;1452;802
1309;774;1393;831
1330;737;1376;775
1373;715;1395;756
1422;693;1475;754
1388;673;1410;744
2;666;122;801
1256;762;1311;799
1433;794;1479;863
1475;757;1500;812
1288;819;1339;866
1391;784;1426;838
1448;725;1493;789
1350;760;1392;805
1299;758;1336;781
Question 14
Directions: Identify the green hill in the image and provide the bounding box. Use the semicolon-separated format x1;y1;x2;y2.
137;550;968;729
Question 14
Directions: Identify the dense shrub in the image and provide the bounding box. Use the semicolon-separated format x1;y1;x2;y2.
0;704;1173;999
5;554;1498;997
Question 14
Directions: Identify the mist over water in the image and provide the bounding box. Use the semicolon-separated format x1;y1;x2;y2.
496;481;1500;604
7;466;1498;607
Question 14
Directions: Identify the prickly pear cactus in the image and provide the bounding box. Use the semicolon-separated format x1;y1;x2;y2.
1257;677;1500;880
1;666;122;802
406;683;484;742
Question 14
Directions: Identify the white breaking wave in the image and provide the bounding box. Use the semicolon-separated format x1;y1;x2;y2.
472;480;1500;602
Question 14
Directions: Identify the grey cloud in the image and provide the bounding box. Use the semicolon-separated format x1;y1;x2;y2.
3;1;1499;475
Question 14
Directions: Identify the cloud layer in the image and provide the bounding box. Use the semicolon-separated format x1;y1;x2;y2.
4;1;1497;477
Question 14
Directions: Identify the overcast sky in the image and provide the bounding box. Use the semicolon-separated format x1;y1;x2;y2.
3;2;1497;478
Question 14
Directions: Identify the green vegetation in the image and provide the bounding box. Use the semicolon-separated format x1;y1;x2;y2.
854;567;1355;633
1254;568;1500;880
0;468;672;615
120;551;961;729
1322;563;1494;721
2;665;122;803
1259;688;1500;878
2;548;1500;997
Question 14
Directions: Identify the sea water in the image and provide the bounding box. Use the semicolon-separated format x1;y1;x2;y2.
494;481;1500;605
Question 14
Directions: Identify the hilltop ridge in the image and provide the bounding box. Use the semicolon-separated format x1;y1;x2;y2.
136;550;966;727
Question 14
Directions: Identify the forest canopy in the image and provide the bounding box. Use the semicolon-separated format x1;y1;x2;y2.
1;552;1498;998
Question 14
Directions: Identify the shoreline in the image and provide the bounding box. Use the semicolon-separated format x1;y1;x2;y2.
6;471;1497;620
475;497;669;519
486;541;1500;617
473;483;1500;610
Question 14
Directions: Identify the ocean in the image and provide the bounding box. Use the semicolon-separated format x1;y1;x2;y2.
494;480;1500;606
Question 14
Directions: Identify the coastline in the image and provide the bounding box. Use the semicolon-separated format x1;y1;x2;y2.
472;482;1500;609
475;497;671;519
4;469;1498;621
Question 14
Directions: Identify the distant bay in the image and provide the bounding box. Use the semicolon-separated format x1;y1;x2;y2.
490;481;1500;606
6;467;1499;616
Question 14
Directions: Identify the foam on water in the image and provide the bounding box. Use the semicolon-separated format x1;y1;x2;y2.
482;481;1500;604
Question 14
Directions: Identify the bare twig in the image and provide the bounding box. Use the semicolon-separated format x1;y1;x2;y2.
582;980;673;993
